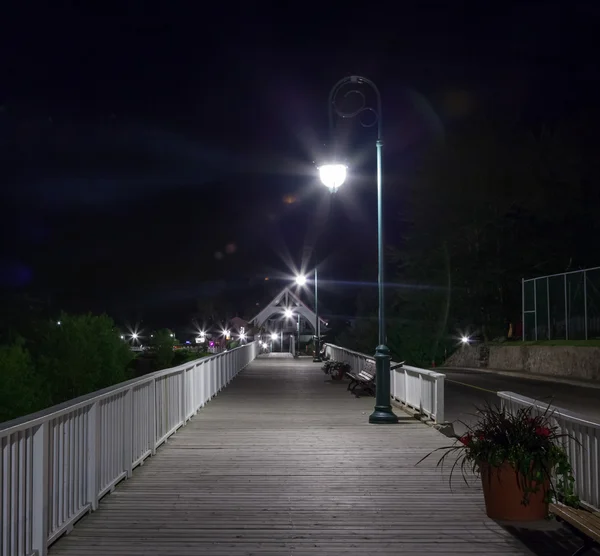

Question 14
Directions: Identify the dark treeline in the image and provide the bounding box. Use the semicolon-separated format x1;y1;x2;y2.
336;110;600;365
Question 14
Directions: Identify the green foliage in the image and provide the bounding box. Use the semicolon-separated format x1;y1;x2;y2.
35;313;133;404
172;349;209;366
149;329;177;369
374;119;585;364
0;339;48;422
321;360;350;378
0;313;133;423
418;401;578;507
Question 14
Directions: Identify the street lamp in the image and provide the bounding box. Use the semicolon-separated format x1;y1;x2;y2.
323;75;398;424
318;164;347;192
295;271;322;362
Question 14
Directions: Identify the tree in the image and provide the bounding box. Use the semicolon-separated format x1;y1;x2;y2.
34;313;133;404
0;339;48;422
387;117;582;361
149;328;177;370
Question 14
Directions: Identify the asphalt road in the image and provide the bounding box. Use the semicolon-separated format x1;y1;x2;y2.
441;368;600;436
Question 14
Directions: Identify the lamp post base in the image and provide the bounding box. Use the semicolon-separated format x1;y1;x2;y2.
313;337;321;363
369;344;399;424
369;408;399;424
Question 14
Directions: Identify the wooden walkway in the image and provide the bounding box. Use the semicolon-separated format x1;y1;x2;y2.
50;357;532;555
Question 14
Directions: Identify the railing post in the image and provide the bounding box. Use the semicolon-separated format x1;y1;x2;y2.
148;379;156;455
179;370;185;426
123;388;133;478
87;401;100;511
435;374;445;424
31;422;49;556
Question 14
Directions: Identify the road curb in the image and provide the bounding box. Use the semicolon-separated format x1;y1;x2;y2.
438;366;600;390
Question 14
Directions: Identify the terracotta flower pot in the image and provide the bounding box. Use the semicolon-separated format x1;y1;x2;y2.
479;461;549;521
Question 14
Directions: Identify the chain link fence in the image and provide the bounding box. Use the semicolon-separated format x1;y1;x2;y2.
523;266;600;341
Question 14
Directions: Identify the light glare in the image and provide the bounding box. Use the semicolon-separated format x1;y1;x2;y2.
319;164;347;191
270;333;278;341
295;274;307;286
461;336;470;344
284;309;293;319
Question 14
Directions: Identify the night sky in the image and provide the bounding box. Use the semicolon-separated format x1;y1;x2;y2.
2;2;598;330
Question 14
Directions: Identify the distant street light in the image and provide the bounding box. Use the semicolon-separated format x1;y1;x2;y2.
323;75;397;424
461;336;470;345
270;332;278;341
295;274;307;286
284;308;294;319
294;270;322;362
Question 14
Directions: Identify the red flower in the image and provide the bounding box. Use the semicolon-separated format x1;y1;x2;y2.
535;426;551;437
459;434;472;446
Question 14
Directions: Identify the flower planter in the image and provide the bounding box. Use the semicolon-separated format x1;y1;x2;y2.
479;461;549;521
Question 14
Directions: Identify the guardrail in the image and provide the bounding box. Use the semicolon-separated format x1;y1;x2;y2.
498;391;600;512
0;341;258;556
323;344;445;423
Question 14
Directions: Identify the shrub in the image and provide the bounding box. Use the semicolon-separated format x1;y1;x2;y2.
34;313;133;405
0;339;49;422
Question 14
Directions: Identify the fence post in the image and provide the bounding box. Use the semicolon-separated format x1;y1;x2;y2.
87;402;100;511
435;374;445;424
521;278;525;341
148;379;157;455
533;278;538;340
545;276;550;340
123;388;133;478
179;370;185;426
584;270;588;340
564;274;569;340
31;422;49;556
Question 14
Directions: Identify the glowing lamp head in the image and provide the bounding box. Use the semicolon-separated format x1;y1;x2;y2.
284;309;293;319
461;336;470;345
131;333;138;340
270;333;278;341
319;164;347;192
240;333;246;341
295;274;307;286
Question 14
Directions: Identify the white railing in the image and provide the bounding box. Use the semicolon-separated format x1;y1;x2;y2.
499;391;600;512
0;341;258;556
323;344;445;423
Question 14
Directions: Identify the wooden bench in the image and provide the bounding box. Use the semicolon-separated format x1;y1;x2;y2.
347;359;376;396
347;360;406;397
550;502;600;556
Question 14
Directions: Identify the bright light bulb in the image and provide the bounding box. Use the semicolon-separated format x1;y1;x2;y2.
240;333;246;340
319;164;347;191
271;333;278;341
132;333;138;340
461;336;470;344
284;309;293;319
295;274;307;286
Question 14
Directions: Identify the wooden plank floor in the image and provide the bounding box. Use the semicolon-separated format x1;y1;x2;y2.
50;357;532;555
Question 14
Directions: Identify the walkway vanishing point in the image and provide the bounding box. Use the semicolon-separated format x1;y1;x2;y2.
47;354;531;556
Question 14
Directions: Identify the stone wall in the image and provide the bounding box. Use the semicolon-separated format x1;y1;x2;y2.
444;344;600;382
